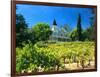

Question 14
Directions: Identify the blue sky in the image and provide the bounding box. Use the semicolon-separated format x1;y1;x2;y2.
16;4;94;30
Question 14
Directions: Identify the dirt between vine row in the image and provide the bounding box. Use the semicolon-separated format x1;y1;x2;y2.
59;61;95;71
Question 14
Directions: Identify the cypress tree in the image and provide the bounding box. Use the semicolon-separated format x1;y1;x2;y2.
77;14;82;41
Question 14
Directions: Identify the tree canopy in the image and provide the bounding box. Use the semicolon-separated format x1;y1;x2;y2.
32;23;52;42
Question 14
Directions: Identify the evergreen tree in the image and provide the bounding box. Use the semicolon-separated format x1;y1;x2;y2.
16;14;29;47
77;14;82;41
82;8;96;41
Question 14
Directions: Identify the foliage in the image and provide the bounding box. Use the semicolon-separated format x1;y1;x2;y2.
16;42;37;73
83;25;95;41
16;14;29;47
16;8;96;74
16;42;95;73
77;14;82;41
32;23;52;42
69;28;78;41
69;14;83;41
16;16;52;47
16;14;28;33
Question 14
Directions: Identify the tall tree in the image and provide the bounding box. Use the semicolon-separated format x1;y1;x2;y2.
82;8;96;41
16;14;28;33
88;8;96;41
16;14;29;47
32;23;52;42
77;14;82;41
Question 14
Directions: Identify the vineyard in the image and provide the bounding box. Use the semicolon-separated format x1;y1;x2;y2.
16;41;95;73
